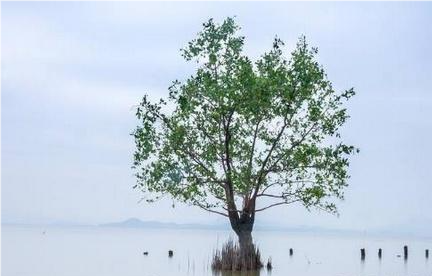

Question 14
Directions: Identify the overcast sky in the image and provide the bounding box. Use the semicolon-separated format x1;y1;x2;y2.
2;2;432;234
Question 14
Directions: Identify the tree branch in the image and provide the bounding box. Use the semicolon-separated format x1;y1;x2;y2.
255;198;301;212
247;119;261;179
193;201;228;217
256;193;294;199
222;110;240;221
252;117;289;198
263;121;320;179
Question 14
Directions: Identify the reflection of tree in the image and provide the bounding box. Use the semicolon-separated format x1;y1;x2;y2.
213;269;262;276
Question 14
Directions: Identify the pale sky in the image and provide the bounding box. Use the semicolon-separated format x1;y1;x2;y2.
2;2;432;234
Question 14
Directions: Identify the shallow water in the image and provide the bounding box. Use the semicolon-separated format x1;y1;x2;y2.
2;225;431;276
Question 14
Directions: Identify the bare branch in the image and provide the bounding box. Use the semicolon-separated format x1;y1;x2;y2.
247;119;261;178
256;193;285;199
193;201;228;217
252;117;289;199
259;182;282;195
255;198;301;212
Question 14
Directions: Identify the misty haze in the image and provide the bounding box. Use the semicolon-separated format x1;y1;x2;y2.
1;2;432;276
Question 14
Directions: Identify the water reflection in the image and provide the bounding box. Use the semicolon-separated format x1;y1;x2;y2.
212;269;262;276
359;258;365;274
3;226;432;276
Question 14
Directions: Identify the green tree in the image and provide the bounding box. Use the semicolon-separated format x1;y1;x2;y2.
133;18;357;252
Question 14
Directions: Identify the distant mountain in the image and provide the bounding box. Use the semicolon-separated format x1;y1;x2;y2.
6;216;431;239
100;218;354;233
99;218;432;238
100;218;229;230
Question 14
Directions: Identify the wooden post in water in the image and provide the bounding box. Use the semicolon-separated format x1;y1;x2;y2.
403;246;408;259
378;248;382;259
266;258;273;270
360;248;366;260
289;248;293;256
426;249;429;258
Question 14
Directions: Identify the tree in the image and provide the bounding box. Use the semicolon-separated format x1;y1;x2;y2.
132;17;358;253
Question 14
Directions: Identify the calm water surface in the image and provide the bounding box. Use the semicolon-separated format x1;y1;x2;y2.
2;225;431;276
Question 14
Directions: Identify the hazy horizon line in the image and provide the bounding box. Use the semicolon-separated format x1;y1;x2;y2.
2;217;432;240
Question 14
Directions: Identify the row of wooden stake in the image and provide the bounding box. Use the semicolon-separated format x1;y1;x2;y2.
360;246;429;260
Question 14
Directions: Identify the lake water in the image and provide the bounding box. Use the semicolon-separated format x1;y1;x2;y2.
2;225;432;276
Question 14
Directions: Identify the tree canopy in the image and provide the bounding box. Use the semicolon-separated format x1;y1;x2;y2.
132;17;358;221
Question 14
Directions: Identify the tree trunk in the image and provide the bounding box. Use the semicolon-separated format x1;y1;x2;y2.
231;212;255;254
218;198;262;270
238;229;253;252
227;197;256;252
233;218;262;270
